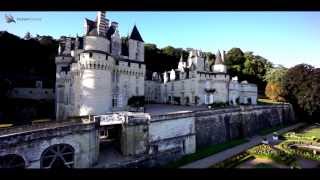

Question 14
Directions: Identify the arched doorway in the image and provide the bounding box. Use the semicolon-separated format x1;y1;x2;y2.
40;144;75;168
0;154;25;168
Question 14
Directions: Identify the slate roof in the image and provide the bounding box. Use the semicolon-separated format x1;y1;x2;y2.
215;50;223;65
77;37;83;49
129;25;144;42
88;28;98;36
106;26;115;40
85;18;96;34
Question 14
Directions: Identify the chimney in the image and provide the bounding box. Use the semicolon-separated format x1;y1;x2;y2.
111;21;119;30
97;11;107;36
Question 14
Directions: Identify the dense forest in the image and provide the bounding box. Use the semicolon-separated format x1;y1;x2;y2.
0;31;319;124
0;31;58;124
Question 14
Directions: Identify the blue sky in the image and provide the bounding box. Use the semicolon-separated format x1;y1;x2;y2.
1;11;320;68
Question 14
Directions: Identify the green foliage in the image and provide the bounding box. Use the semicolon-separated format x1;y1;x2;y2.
224;48;273;95
283;127;320;140
144;44;189;74
165;138;248;168
127;96;145;107
264;67;288;101
258;125;285;136
224;48;246;77
278;140;320;161
282;64;320;120
257;98;284;105
208;102;229;108
264;66;288;84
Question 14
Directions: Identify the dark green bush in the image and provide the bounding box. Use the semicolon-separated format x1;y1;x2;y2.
127;96;145;107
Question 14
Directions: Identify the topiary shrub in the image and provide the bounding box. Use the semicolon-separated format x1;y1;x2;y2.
127;96;145;108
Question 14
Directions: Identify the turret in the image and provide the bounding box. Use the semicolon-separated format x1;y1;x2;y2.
187;49;204;71
213;50;227;73
178;54;186;71
129;25;144;62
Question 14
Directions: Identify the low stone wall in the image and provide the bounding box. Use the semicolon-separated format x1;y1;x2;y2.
105;147;183;168
195;104;296;148
0;119;100;168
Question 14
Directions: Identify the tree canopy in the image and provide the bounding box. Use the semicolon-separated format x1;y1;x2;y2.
264;66;288;101
282;64;320;120
224;48;273;95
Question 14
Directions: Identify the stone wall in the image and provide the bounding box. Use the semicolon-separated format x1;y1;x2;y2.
195;104;296;148
0;119;99;168
149;112;196;155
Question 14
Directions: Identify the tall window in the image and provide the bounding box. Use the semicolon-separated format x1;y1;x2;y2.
112;95;118;107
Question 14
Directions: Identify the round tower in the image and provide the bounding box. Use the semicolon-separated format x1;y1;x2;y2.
78;50;113;116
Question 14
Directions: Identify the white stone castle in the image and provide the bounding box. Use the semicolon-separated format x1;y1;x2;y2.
55;11;257;120
55;11;145;120
145;49;258;106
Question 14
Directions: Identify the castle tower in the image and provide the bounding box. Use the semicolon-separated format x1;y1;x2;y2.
76;12;114;116
178;53;185;71
55;38;73;120
129;25;144;62
111;21;121;56
213;50;227;73
187;49;204;71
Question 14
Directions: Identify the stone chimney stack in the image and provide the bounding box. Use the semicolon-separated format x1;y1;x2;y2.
97;11;107;36
111;21;119;30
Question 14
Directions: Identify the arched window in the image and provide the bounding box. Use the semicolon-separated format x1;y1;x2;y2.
0;154;25;168
40;144;75;168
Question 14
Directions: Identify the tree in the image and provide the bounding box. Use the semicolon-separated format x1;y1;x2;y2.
264;66;288;101
282;64;320;121
24;32;31;40
241;52;273;94
224;48;246;78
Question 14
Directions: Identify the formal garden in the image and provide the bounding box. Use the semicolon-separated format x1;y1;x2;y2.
210;124;320;168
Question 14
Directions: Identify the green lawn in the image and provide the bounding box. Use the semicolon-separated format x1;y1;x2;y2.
165;138;248;168
257;98;285;105
301;127;320;138
259;125;284;136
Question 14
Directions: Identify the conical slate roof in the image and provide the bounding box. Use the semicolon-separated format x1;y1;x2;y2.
180;53;183;61
129;25;144;42
215;50;223;65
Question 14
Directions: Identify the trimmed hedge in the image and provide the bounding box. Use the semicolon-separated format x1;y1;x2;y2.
248;144;296;166
211;151;254;168
278;140;320;161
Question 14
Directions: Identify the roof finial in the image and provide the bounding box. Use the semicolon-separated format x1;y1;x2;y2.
180;51;183;62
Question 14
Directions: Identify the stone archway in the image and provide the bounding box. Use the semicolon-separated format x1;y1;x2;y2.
0;154;25;168
40;144;75;168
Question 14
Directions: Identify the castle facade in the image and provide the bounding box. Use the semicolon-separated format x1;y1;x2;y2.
145;49;258;106
56;11;257;120
55;11;145;120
